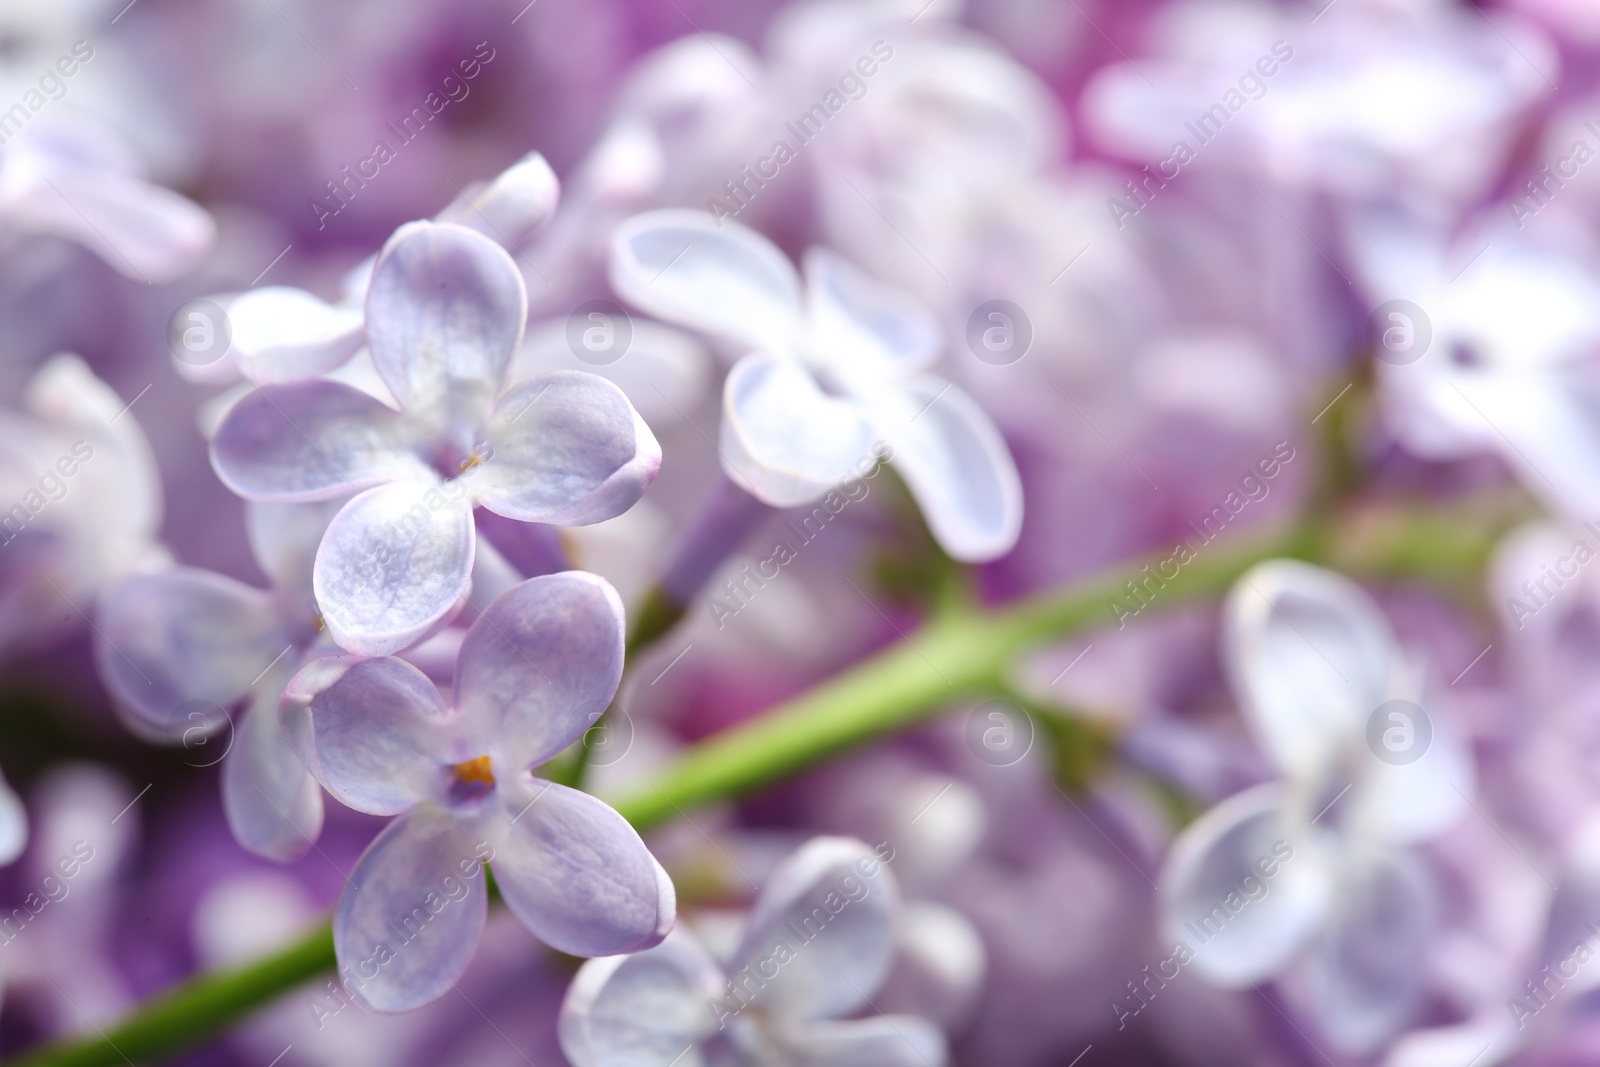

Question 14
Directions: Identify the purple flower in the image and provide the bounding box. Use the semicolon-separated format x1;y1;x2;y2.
560;836;946;1067
96;500;341;861
210;220;661;655
282;572;674;1012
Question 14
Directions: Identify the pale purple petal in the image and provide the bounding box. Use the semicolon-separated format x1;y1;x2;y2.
1160;784;1332;987
313;482;476;657
244;499;346;600
559;927;724;1067
334;805;487;1012
436;152;559;249
721;353;878;508
223;287;366;384
0;769;26;866
364;221;527;430
514;318;710;426
787;1017;948;1067
1224;560;1397;782
609;209;802;357
728;836;899;1023
1300;854;1435;1055
221;691;324;862
476;372;661;525
210;381;422;502
454;572;625;770
862;378;1023;562
282;655;447;815
801;248;940;389
95;569;285;741
488;777;674;957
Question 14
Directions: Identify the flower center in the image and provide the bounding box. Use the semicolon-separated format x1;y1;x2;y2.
448;754;496;803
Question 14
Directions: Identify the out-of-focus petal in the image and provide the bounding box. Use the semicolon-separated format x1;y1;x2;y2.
210;380;422;502
95;568;284;741
559;927;724;1067
364;221;526;430
721;354;877;507
455;572;624;771
221;691;324;862
862;378;1022;562
0;769;26;866
1160;784;1332;987
610;210;802;357
436;152;559;249
514;318;709;425
283;655;448;815
801;248;940;389
1301;854;1435;1055
477;372;660;525
244;499;345;600
312;482;475;656
489;777;674;958
727;837;899;1023
334;805;487;1012
1224;560;1396;782
222;287;366;384
785;1016;948;1067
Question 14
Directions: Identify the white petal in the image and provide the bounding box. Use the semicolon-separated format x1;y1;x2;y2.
1383;1016;1521;1067
313;482;475;656
334;805;487;1012
728;837;899;1023
436;151;560;249
245;499;347;600
223;287;366;384
610;209;802;357
801;248;940;389
1160;783;1333;987
862;378;1022;562
560;927;723;1067
364;221;527;429
515;318;710;425
1300;853;1436;1055
720;354;878;507
0;769;26;866
785;1016;948;1067
1224;560;1397;781
222;691;324;862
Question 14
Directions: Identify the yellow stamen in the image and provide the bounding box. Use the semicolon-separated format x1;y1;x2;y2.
452;754;494;786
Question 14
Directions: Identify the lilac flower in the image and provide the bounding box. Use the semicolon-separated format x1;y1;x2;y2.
0;354;168;658
561;835;945;1067
0;116;213;283
1161;560;1475;1055
210;219;660;655
182;152;559;387
610;209;1022;562
282;572;674;1012
95;500;341;861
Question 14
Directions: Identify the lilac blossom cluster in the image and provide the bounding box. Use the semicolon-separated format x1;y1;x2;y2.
4;1;1600;1066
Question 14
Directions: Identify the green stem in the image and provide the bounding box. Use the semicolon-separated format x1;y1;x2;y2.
2;500;1515;1067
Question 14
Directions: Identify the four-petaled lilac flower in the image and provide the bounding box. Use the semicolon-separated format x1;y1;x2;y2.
211;219;661;655
282;572;675;1012
610;209;1022;563
1161;561;1474;1056
95;500;342;861
561;836;947;1067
